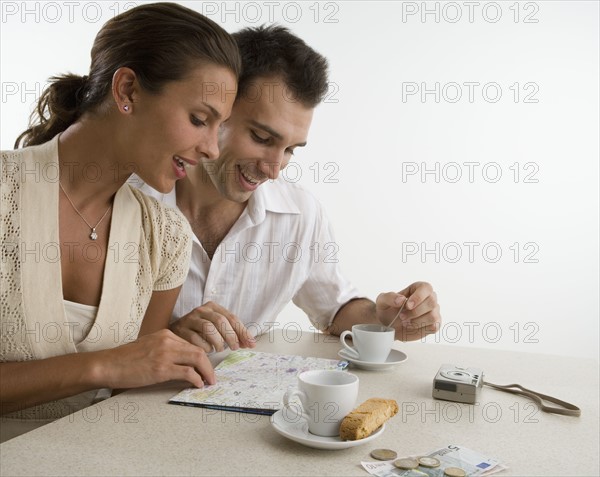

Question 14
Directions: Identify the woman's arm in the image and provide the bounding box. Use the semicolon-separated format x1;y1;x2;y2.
0;328;215;416
138;288;181;336
0;351;103;415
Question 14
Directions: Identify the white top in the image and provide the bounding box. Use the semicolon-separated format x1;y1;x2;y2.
137;178;362;332
63;300;98;346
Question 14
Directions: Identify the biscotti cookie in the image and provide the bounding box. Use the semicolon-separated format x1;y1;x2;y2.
339;398;399;441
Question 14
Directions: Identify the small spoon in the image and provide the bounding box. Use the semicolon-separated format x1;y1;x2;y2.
387;296;408;329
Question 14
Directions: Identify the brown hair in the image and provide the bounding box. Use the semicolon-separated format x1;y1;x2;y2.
233;25;329;108
15;2;241;149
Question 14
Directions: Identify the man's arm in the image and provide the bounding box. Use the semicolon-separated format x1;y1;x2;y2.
326;282;441;342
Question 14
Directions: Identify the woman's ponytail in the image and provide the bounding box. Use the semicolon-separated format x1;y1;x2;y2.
14;74;89;149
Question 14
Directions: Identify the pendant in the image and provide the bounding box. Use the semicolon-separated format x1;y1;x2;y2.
90;228;98;240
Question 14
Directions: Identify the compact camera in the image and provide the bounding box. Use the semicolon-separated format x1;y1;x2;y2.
432;364;484;404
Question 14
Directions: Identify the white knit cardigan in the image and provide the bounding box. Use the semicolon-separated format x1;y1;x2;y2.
0;135;192;422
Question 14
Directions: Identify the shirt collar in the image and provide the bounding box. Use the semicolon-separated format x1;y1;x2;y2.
154;178;301;225
246;179;301;223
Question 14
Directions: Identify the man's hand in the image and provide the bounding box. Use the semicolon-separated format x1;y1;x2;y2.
169;301;256;353
376;282;441;341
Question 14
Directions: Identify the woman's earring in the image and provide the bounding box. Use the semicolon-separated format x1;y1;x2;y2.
123;105;130;112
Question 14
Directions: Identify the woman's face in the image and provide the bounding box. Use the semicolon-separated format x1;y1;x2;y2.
123;63;237;193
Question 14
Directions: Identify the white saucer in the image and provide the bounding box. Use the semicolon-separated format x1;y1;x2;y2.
337;349;407;371
270;409;385;450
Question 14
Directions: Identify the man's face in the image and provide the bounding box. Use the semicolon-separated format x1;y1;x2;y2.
200;76;314;203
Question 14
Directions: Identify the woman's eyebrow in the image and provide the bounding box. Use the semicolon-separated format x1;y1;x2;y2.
201;102;222;120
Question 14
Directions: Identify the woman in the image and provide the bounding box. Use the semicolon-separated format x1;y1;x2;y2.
0;2;240;442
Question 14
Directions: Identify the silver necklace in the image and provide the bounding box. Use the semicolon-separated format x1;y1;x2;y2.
59;181;112;240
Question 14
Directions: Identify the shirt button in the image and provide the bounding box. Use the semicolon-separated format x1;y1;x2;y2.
211;288;217;294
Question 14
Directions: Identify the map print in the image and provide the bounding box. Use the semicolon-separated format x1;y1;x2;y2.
169;350;347;415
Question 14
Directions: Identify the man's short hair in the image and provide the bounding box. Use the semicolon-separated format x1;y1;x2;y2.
233;25;329;108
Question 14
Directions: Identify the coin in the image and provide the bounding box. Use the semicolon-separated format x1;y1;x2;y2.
418;456;441;468
444;467;467;477
370;449;397;461
393;458;419;470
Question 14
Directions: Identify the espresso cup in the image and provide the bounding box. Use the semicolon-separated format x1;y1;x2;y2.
340;324;395;362
282;370;359;437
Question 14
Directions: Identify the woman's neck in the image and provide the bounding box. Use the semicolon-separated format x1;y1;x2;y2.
57;115;129;207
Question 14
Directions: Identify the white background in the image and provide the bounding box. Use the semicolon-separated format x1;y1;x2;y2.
1;1;598;360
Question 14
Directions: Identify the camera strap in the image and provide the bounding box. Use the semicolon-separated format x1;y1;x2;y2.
483;381;581;417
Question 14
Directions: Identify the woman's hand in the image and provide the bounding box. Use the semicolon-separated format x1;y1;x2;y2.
96;329;216;389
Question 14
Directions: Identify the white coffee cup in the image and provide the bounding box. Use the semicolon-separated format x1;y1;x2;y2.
340;324;395;362
282;370;359;437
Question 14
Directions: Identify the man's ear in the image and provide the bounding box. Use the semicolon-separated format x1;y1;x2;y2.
112;67;139;113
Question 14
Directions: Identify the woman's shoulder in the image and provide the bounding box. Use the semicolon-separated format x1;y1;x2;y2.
126;185;192;288
2;138;60;192
2;136;59;164
127;185;192;238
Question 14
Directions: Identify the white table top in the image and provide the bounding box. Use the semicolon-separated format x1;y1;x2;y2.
1;329;598;476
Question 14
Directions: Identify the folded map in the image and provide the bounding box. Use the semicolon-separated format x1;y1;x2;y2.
169;350;347;415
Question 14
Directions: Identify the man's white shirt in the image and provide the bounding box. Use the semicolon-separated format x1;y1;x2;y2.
134;177;361;334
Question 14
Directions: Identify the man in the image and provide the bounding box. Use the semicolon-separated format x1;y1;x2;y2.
138;25;441;354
